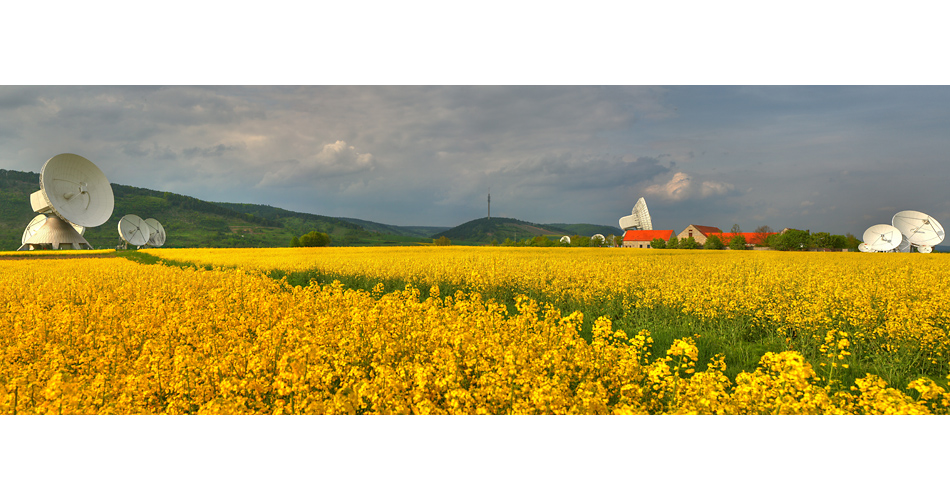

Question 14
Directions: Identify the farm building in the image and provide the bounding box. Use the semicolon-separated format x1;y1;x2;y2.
623;229;675;248
677;225;722;245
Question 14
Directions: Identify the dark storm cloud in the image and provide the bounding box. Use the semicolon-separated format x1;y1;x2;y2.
1;85;948;233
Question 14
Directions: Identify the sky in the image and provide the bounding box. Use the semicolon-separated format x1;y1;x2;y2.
2;85;948;236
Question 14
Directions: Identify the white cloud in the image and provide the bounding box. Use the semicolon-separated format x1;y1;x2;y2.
644;172;735;201
257;140;375;188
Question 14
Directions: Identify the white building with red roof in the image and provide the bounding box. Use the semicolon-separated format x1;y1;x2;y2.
622;229;675;248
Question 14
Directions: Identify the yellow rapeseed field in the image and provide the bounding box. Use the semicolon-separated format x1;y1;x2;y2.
1;248;947;414
145;247;950;368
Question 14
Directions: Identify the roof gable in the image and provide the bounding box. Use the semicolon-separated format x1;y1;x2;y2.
688;225;723;235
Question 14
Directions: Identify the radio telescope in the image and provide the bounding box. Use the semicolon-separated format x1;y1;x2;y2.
143;218;166;247
560;235;571;245
118;214;151;248
857;242;873;253
619;197;653;231
591;234;606;245
18;154;114;250
862;224;902;252
892;211;945;247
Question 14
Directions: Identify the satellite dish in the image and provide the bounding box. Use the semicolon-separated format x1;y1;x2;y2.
22;214;48;245
863;224;902;252
897;234;912;253
560;235;571;244
619;197;653;231
591;234;605;244
858;242;873;253
892;210;945;247
918;245;933;254
31;153;114;228
118;214;151;247
144;218;166;247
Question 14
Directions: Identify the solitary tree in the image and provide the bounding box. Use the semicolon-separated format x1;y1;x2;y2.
300;231;331;247
704;234;725;250
433;236;451;246
728;233;747;250
290;235;301;247
731;223;742;234
754;225;773;247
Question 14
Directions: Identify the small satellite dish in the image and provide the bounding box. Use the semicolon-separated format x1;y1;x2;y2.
858;242;873;253
892;210;946;247
619;197;653;231
144;218;166;247
863;224;902;252
31;153;114;228
918;245;933;254
560;235;571;244
591;234;605;245
118;214;151;247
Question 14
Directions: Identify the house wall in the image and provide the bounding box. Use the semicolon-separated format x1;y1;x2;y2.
622;240;653;248
677;225;708;245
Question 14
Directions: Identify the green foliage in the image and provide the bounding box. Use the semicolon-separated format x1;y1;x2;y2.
679;236;699;249
300;231;331;247
650;237;666;249
704;234;725;250
433;236;452;246
290;236;301;247
667;235;679;249
772;229;811;251
530;235;554;247
845;233;861;251
728;233;748;250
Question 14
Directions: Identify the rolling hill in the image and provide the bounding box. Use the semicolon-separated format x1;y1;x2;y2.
0;169;430;249
1;168;626;250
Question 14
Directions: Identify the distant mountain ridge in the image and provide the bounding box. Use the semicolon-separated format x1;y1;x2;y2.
433;217;622;244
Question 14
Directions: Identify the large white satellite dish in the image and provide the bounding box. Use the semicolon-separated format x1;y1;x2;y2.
143;218;166;247
863;224;902;252
857;242;873;253
118;214;151;247
18;154;112;250
619;197;653;231
31;153;114;228
892;210;945;247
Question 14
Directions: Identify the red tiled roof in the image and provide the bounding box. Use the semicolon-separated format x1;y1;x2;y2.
688;225;722;235
623;229;675;241
707;232;777;246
